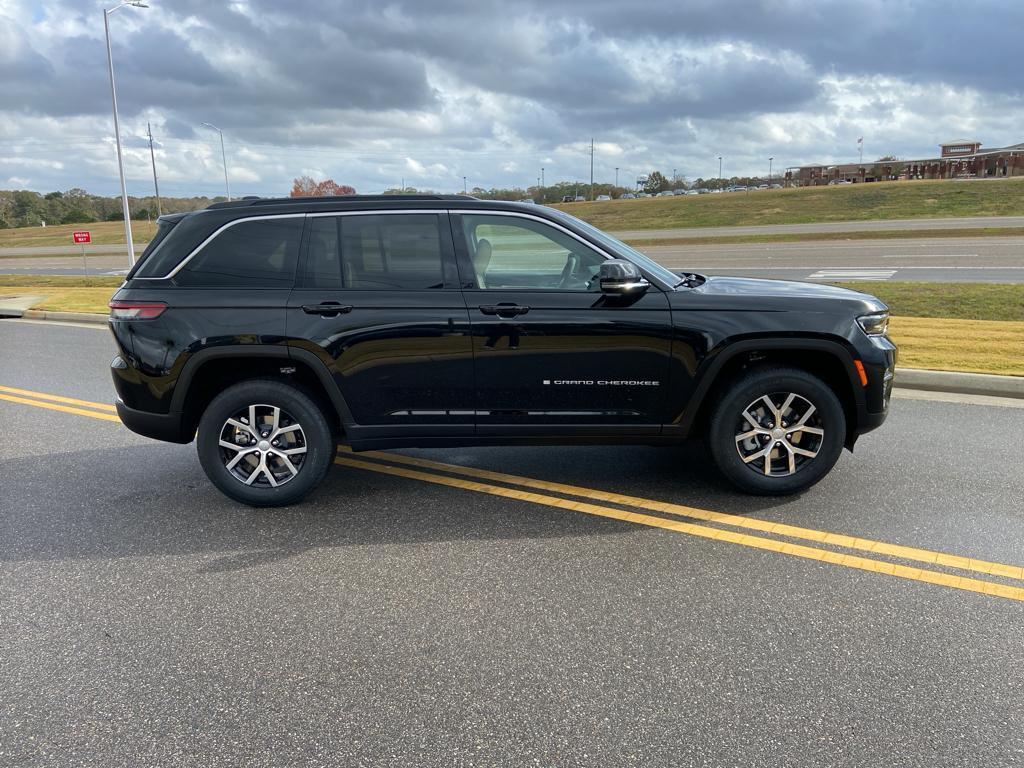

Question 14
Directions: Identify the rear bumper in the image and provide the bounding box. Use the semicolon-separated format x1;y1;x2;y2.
115;399;192;444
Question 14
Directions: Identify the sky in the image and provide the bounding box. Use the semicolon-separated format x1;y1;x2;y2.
1;0;1022;198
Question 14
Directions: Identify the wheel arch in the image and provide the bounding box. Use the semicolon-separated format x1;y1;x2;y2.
678;337;866;449
171;345;353;438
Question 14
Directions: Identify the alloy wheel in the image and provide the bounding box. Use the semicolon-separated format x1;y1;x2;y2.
218;404;307;487
734;392;825;477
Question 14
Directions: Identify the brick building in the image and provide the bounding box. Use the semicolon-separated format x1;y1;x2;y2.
784;140;1024;186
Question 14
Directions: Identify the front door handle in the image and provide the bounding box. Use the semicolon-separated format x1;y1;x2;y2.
479;304;530;318
302;302;353;317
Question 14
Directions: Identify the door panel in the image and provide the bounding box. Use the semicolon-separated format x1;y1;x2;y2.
286;212;474;430
452;212;673;432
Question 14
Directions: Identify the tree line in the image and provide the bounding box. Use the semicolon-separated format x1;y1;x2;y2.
0;188;222;229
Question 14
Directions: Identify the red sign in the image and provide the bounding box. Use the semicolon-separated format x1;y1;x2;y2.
72;231;91;244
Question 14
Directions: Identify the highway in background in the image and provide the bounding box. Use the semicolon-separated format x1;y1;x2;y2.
3;234;1022;283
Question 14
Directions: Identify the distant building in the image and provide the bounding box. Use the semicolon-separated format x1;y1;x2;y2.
784;140;1024;186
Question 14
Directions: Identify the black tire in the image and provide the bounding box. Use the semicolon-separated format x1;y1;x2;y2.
707;367;846;495
196;379;334;507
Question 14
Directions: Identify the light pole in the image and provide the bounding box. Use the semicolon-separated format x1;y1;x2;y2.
768;157;774;187
104;0;148;267
463;176;467;194
540;167;545;201
615;167;619;187
717;156;723;187
201;122;230;201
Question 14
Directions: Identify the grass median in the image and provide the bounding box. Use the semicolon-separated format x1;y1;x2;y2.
559;177;1024;232
1;276;1021;376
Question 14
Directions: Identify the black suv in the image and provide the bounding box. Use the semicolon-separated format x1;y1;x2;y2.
109;195;896;506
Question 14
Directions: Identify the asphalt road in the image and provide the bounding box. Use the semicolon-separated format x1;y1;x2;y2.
4;235;1022;283
2;318;1023;767
645;235;1024;283
609;214;1024;241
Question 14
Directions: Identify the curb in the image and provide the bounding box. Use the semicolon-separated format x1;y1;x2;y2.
1;310;1021;399
894;368;1023;399
0;308;108;325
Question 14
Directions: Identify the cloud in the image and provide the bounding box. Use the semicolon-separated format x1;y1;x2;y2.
0;0;1021;196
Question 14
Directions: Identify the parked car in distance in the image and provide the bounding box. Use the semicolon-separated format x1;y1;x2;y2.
561;195;575;203
657;191;674;197
685;189;700;196
520;198;535;204
109;194;896;506
596;194;611;201
620;192;636;199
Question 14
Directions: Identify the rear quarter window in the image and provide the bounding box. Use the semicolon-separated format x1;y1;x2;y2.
174;217;303;288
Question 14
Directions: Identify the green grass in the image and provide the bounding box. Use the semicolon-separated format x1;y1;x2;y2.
625;226;1024;247
0;219;158;248
556;177;1024;232
831;281;1024;322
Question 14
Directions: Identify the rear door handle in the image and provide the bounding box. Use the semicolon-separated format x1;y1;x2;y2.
479;304;530;318
302;302;353;317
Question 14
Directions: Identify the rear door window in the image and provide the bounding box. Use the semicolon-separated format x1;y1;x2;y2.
174;217;302;287
303;214;445;290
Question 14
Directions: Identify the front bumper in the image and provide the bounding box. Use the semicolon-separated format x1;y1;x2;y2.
115;399;192;444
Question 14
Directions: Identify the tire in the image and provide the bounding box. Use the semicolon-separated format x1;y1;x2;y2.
707;367;846;495
196;379;334;507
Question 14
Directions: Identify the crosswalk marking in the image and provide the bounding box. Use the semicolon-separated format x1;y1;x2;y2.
808;269;896;281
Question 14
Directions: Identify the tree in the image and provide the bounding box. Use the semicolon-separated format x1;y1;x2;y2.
642;171;670;194
290;176;356;197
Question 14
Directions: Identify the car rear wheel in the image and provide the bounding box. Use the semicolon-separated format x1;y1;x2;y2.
196;379;334;507
708;367;846;495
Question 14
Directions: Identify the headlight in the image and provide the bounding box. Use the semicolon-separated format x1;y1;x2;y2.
857;311;889;336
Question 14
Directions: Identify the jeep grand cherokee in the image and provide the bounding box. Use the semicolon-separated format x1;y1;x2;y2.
109;195;896;506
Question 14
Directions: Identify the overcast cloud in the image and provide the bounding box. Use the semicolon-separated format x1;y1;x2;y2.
1;0;1021;197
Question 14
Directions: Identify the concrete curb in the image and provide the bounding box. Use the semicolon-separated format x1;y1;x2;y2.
2;310;1021;398
1;308;108;325
895;368;1023;399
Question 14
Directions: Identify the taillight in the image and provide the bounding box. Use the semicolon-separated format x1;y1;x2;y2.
108;300;168;320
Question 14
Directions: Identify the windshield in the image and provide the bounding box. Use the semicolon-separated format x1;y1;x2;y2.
546;209;684;287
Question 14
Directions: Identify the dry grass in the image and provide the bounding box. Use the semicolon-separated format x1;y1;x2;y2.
888;316;1024;375
0;219;158;248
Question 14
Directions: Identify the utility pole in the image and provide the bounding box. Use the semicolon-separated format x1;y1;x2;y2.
589;138;594;201
463;176;467;194
768;157;774;188
615;167;619;187
718;156;723;187
105;1;148;267
147;122;161;217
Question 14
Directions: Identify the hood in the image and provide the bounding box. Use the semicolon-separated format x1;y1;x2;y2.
692;275;887;309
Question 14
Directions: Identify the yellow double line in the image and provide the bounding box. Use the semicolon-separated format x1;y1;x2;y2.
4;382;1024;602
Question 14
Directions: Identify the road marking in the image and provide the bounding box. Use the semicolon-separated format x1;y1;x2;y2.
5;383;1024;600
0;391;121;422
333;455;1024;603
0;384;117;411
808;270;896;280
882;254;978;259
338;447;1024;583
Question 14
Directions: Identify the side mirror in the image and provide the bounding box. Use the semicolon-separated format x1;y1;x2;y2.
599;259;649;295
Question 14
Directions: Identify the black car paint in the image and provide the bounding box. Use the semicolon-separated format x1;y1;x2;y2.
109;197;895;450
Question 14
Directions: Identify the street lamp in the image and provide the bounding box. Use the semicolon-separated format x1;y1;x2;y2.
201;122;230;201
104;0;148;267
769;157;774;187
717;156;723;186
615;167;619;187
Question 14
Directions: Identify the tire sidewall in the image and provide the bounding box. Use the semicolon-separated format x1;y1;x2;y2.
196;380;333;507
709;369;846;495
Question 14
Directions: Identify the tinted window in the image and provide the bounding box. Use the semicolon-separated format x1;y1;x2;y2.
175;217;302;287
304;214;444;290
460;214;604;291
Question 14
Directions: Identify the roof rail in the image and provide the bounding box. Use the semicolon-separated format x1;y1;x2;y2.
207;194;475;209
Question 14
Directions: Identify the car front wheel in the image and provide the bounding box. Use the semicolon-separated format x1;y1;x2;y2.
708;367;846;495
196;379;334;507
